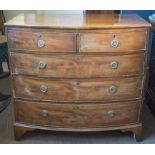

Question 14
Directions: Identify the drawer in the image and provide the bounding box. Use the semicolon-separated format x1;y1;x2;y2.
15;100;141;128
10;52;145;78
80;30;147;53
13;76;143;102
8;30;76;53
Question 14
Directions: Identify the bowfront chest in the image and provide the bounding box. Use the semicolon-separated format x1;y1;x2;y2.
5;13;151;141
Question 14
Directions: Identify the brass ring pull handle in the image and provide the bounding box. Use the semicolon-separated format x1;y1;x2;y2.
110;61;119;69
107;110;115;118
38;61;47;69
38;39;45;48
40;85;48;93
41;109;48;117
109;85;117;94
111;38;119;48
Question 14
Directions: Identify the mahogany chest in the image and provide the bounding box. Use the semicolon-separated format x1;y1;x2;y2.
5;13;151;141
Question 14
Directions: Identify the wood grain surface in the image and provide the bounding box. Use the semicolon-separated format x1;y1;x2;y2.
4;14;151;29
10;52;145;78
12;76;143;102
14;99;141;128
8;30;76;52
80;30;147;52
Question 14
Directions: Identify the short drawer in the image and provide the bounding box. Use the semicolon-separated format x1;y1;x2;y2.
8;30;76;53
13;76;143;102
10;52;145;78
15;100;141;128
80;30;147;53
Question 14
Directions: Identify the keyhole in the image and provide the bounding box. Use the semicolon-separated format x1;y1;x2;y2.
37;34;42;38
76;81;80;86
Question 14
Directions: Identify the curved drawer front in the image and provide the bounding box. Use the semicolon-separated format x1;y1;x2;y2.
80;30;147;53
10;52;145;78
8;30;76;53
13;76;143;102
15;100;141;128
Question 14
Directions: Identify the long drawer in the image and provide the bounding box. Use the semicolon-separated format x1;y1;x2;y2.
80;30;147;53
8;30;76;53
15;99;141;128
13;76;143;102
10;52;145;78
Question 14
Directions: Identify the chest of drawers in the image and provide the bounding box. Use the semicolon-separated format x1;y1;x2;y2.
5;13;151;141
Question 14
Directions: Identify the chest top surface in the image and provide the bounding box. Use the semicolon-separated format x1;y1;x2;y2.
5;13;151;29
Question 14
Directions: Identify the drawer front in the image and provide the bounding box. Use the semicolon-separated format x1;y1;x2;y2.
8;30;76;53
15;100;141;128
80;30;147;53
13;76;143;102
10;52;145;78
